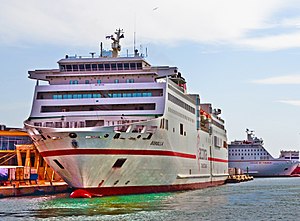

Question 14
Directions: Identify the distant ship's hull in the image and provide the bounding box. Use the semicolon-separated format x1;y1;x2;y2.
229;160;298;177
26;119;228;197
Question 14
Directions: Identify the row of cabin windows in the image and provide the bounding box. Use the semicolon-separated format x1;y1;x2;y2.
60;62;143;72
52;92;153;99
229;148;265;152
229;153;268;156
41;103;156;113
240;156;270;160
168;93;195;114
70;79;134;84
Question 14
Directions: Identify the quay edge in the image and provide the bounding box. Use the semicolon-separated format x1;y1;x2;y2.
0;182;70;198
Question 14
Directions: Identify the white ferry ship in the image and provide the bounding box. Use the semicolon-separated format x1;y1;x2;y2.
24;29;228;197
228;129;299;177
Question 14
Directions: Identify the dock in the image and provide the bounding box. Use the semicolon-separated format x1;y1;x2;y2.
0;129;71;198
0;181;70;198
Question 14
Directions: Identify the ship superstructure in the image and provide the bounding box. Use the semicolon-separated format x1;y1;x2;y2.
228;129;299;177
25;29;228;197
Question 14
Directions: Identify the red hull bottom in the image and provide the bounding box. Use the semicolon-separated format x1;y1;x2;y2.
70;180;226;198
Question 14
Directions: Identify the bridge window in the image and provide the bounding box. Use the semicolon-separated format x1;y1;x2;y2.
98;64;104;71
66;65;72;71
117;63;123;70
111;63;117;70
92;64;97;71
85;64;91;71
130;63;136;70
124;63;129;70
137;63;142;69
72;65;78;71
104;63;110;71
79;64;85;71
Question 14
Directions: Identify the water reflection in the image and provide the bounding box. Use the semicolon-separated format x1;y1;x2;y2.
2;178;300;220
35;192;172;218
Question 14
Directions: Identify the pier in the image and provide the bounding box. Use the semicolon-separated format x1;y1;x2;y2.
0;128;69;197
0;181;69;198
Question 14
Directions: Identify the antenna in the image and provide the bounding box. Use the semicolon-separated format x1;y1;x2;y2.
134;31;136;53
100;42;103;57
140;44;143;57
134;13;137;55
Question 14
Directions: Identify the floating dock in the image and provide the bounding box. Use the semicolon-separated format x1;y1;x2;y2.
226;174;253;183
226;167;254;183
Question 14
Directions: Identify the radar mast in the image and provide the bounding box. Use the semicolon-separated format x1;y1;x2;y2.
106;29;124;57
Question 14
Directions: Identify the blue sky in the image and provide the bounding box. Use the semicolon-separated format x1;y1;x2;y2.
1;0;300;156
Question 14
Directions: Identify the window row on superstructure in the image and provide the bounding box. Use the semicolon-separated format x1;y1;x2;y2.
69;79;135;84
37;89;163;100
229;152;269;156
60;62;143;72
41;103;156;113
229;148;265;152
211;119;225;130
167;107;195;123
51;92;152;100
168;93;195;114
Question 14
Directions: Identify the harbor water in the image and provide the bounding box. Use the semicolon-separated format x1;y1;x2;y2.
1;177;300;220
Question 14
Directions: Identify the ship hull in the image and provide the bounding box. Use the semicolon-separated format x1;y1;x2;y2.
25;119;228;197
229;160;298;177
70;180;226;197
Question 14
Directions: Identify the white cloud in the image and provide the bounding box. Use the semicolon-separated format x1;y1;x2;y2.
253;75;300;84
238;32;300;51
277;100;300;106
279;17;300;28
0;0;296;50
